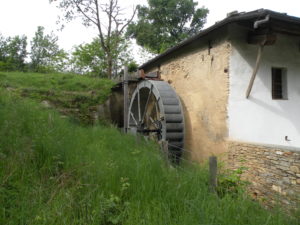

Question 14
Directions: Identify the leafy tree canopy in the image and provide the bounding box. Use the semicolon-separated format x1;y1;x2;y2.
70;35;136;77
127;0;209;54
0;34;27;71
71;38;106;76
30;26;68;73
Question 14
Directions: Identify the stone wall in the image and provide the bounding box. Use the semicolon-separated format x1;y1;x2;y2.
228;141;300;207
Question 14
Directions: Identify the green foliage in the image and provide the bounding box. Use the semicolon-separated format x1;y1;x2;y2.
217;166;250;198
0;72;114;124
127;0;209;54
0;34;27;71
127;61;138;73
71;36;136;78
0;88;298;224
71;38;107;77
30;26;68;73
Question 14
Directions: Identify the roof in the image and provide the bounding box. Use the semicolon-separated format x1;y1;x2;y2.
139;9;300;70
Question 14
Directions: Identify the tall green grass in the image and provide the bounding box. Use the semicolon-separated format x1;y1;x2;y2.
0;72;114;92
0;90;298;225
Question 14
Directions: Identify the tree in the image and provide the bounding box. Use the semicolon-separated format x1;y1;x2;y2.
0;34;8;70
71;38;106;76
51;0;137;78
70;35;135;77
0;34;27;71
127;0;209;54
30;26;68;73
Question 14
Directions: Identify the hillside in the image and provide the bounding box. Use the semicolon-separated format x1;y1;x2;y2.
0;73;298;224
0;72;115;124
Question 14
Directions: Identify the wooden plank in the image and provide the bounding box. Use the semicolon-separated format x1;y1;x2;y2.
161;140;169;162
209;156;218;193
139;69;145;79
146;71;160;78
123;66;129;133
246;44;264;98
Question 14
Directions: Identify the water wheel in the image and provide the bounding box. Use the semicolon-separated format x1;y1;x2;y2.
127;80;185;163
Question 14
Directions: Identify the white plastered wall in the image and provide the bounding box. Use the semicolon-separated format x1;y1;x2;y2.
228;32;300;149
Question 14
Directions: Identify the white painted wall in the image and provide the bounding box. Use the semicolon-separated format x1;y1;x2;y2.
228;33;300;149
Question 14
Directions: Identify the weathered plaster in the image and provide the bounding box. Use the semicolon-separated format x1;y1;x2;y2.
148;40;231;161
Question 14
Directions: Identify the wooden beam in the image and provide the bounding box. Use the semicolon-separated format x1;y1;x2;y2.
145;71;160;78
139;69;145;79
123;66;129;132
209;156;218;193
248;33;276;45
246;44;265;98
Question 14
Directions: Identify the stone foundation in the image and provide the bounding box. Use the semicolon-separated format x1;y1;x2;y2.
228;141;300;208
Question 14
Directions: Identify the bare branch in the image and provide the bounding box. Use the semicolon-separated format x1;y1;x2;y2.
71;0;98;26
119;6;137;35
53;0;136;78
93;0;107;52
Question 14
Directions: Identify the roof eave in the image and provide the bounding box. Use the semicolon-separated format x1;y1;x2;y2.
139;9;300;70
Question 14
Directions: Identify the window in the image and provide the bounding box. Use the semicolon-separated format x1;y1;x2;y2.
272;68;287;100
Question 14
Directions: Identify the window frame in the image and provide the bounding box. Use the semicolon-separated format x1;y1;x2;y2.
271;67;288;100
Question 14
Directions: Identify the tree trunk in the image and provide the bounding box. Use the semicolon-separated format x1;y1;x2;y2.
107;54;113;79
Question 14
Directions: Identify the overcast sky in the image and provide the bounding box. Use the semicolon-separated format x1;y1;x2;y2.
0;0;299;52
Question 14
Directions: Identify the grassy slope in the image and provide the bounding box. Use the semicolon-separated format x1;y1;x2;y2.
0;72;115;124
0;87;298;224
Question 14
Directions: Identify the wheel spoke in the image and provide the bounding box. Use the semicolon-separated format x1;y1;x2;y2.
130;112;138;126
142;86;153;123
149;116;159;129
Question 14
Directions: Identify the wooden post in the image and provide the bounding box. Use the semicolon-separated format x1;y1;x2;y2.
123;66;129;133
209;156;218;193
245;44;265;98
161;141;170;163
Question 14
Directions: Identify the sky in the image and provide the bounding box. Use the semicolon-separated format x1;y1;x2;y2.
0;0;300;57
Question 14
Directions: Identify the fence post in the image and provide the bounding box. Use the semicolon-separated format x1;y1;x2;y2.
161;140;169;162
209;156;218;193
123;66;128;133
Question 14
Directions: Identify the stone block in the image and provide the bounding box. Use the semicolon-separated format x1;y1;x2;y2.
283;151;293;156
290;166;299;173
287;190;295;195
266;178;274;184
282;177;290;184
279;161;290;167
272;185;282;193
271;160;279;165
291;180;297;185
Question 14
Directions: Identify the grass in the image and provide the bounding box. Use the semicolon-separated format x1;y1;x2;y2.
0;71;115;124
0;87;298;224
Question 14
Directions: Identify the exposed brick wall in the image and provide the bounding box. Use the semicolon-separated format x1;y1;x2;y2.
228;141;300;207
